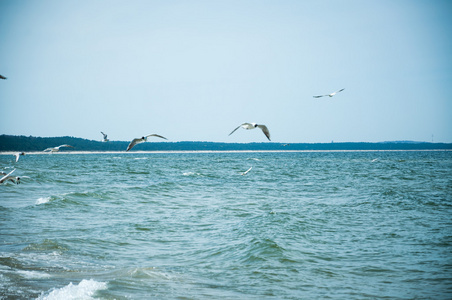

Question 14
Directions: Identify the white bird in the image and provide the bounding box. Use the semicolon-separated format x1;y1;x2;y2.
126;134;168;151
241;167;252;176
14;152;25;162
0;169;16;184
229;123;271;141
1;170;33;185
101;132;109;142
313;88;345;98
43;144;74;152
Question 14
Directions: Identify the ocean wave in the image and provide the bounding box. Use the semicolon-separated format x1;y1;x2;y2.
17;269;51;279
36;279;107;300
36;197;52;205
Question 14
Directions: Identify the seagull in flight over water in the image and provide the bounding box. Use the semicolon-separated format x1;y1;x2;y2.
101;132;109;142
0;169;31;184
14;152;25;162
313;88;345;98
229;123;271;141
126;134;168;151
0;169;18;184
43;144;74;152
241;167;253;176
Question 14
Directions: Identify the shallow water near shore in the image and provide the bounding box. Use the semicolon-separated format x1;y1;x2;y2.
1;150;451;299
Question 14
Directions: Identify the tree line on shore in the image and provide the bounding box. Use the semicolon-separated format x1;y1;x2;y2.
1;134;451;152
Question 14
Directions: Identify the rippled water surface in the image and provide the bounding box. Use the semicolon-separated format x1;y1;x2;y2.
1;151;451;299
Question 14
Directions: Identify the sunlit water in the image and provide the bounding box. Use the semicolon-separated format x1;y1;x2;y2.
1;151;451;299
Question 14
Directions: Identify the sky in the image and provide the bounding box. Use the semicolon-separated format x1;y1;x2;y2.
1;0;451;143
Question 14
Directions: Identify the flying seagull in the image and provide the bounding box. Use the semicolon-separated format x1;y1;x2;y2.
0;169;16;184
0;75;6;80
313;88;345;98
14;152;25;162
101;132;109;142
126;134;168;151
229;123;271;141
43;144;74;152
241;167;253;176
0;170;30;184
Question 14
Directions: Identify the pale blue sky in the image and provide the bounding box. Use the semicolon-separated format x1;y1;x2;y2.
1;0;451;143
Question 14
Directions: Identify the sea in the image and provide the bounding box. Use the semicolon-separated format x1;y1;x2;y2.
0;150;451;299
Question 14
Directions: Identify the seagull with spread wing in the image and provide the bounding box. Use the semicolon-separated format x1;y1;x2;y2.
126;134;168;151
229;123;271;141
241;167;253;176
13;152;25;162
101;132;109;142
43;144;74;152
313;88;345;98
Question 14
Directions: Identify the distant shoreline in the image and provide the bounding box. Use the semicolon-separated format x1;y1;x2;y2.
1;149;451;156
1;135;451;152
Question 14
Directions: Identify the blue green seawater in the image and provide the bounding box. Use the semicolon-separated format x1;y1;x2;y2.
0;151;451;299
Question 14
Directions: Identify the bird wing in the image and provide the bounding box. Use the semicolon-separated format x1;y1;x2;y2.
101;132;107;138
313;95;326;98
0;169;15;183
146;134;168;140
14;153;20;162
43;148;52;152
228;125;243;136
0;75;6;80
242;167;252;175
257;125;271;141
229;123;252;136
58;144;74;149
126;138;142;151
330;88;345;96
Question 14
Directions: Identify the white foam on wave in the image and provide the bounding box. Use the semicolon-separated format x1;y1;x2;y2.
36;279;107;300
182;172;202;176
17;270;51;279
36;197;51;205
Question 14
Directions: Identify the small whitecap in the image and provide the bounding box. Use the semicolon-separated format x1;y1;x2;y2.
36;197;51;205
17;270;51;279
183;172;201;176
37;279;107;300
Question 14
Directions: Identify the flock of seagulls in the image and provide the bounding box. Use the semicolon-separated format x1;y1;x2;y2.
2;74;345;182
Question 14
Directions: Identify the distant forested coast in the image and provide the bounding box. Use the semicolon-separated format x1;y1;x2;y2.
1;135;451;152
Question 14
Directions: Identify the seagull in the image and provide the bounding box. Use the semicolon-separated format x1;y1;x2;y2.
241;167;252;176
1;170;33;185
229;123;271;141
313;88;345;98
0;75;6;80
126;134;168;151
101;132;109;142
14;152;25;162
0;169;17;184
43;144;74;152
